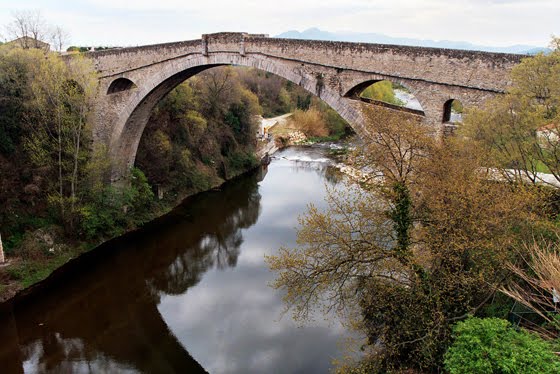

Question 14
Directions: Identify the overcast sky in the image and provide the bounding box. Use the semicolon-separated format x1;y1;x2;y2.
0;0;558;48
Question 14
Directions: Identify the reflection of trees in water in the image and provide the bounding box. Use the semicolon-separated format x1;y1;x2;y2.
150;181;261;296
0;171;262;374
288;161;343;186
21;334;134;373
323;165;344;185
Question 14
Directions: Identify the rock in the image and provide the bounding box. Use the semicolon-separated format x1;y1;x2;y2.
33;229;54;247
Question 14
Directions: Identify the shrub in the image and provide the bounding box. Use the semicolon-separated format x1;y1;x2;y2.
444;317;560;374
289;108;329;137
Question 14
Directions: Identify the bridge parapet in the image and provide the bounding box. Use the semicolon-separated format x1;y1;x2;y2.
242;37;523;92
90;32;524;93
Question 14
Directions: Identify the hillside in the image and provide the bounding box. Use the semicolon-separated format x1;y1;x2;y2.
277;28;550;55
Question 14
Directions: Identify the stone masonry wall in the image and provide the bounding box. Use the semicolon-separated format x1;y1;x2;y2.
86;32;525;181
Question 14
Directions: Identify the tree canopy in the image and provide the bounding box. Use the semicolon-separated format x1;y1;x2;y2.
268;98;557;371
461;38;560;185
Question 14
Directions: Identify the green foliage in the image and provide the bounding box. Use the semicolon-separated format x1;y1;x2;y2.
79;168;154;240
6;253;76;288
311;98;351;138
0;46;34;154
128;167;155;211
451;99;464;113
21;51;98;229
388;182;412;259
478;293;515;320
79;199;124;240
227;151;258;174
361;277;452;371
237;67;307;116
296;94;312;110
278;87;292;112
461;41;560;185
66;46;116;52
444;317;560;374
137;67;262;201
361;80;405;106
268;108;548;372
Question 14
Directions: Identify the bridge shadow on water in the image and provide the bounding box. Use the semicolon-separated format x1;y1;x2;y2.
0;167;265;373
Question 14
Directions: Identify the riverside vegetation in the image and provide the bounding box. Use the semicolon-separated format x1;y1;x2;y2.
4;13;559;374
0;35;350;300
267;38;560;373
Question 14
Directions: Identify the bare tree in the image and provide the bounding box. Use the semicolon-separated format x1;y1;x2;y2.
5;10;49;49
50;25;70;52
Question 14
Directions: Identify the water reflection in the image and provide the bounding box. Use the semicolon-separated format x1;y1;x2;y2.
0;146;350;374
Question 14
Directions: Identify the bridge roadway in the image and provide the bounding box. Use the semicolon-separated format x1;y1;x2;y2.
85;32;524;181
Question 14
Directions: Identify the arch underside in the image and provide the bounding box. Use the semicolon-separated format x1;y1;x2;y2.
343;79;427;117
107;53;370;181
107;77;137;94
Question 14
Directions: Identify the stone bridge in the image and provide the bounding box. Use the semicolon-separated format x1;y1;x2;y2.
87;32;524;181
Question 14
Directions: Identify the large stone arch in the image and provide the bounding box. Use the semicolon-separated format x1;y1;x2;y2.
88;33;522;182
105;52;369;181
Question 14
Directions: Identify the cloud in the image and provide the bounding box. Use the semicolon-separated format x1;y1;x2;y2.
0;0;558;47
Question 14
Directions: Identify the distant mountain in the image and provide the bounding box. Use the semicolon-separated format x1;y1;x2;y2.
276;28;550;55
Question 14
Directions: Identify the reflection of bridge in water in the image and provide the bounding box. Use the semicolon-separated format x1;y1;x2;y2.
0;169;263;373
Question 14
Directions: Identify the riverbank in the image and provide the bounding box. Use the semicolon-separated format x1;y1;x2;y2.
0;100;353;303
0;129;353;303
0;160;263;303
0;109;336;303
0;146;355;373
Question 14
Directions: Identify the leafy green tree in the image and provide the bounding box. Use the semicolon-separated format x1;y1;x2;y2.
461;38;560;184
0;45;35;154
444;317;560;374
136;67;262;201
267;107;546;371
361;80;405;106
78;168;154;240
24;52;97;228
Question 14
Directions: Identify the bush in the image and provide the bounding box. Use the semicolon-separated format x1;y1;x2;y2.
79;168;155;240
227;151;258;174
289;108;329;137
444;317;560;374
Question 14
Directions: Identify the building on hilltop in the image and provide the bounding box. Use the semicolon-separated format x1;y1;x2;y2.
5;36;50;51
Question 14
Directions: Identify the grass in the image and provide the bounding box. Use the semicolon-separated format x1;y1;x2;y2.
6;253;75;288
534;159;551;174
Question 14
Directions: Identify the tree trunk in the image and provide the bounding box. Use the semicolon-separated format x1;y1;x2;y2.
0;233;5;263
57;110;65;222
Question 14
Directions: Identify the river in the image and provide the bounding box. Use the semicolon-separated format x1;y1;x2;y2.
0;145;356;374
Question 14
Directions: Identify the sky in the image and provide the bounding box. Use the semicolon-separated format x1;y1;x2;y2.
0;0;558;48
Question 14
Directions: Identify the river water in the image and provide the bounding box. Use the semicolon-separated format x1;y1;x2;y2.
0;146;355;374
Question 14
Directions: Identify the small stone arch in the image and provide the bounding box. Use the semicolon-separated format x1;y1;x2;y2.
343;79;380;98
343;79;425;116
442;99;464;123
107;77;137;94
